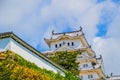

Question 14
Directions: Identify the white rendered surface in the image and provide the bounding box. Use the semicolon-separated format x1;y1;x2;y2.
52;31;82;39
0;38;65;76
80;73;99;80
50;39;82;51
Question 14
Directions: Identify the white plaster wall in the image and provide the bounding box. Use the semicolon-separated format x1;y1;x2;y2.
50;39;82;51
0;38;11;51
81;73;99;80
0;38;65;76
78;62;93;70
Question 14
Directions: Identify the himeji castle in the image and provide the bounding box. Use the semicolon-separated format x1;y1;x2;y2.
0;28;120;80
43;27;107;80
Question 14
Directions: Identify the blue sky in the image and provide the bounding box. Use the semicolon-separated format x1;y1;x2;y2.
0;0;120;76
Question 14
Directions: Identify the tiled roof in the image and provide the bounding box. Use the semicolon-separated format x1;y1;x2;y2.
51;30;83;39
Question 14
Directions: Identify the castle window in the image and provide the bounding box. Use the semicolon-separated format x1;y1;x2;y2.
63;41;65;45
71;42;74;46
83;64;85;68
80;76;83;79
67;43;70;46
86;64;88;67
88;74;93;79
83;64;88;68
55;44;57;48
59;43;61;47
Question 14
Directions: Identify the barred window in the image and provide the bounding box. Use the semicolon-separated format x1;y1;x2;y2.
55;44;57;48
88;74;93;79
67;43;70;46
59;43;61;47
71;42;74;46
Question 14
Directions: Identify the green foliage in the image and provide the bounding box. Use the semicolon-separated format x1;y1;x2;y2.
48;51;80;75
0;50;79;80
65;72;80;80
0;50;49;80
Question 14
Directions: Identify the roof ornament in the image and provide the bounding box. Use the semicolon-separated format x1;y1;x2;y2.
100;55;102;59
80;26;82;31
52;30;54;35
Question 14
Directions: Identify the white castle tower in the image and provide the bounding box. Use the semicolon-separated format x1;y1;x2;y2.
44;27;106;80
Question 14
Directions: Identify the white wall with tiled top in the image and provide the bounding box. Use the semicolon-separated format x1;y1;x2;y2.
0;38;65;76
0;38;11;51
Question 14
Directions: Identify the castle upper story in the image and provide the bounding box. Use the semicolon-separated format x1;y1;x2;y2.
44;28;106;80
44;27;95;57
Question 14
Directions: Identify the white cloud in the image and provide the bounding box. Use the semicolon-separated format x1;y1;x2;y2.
39;0;104;44
93;6;120;75
107;6;120;38
93;37;120;75
0;0;42;26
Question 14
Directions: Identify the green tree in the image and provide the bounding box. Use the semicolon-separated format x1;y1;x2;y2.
48;51;80;75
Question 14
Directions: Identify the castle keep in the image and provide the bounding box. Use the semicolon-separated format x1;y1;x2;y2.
44;27;106;80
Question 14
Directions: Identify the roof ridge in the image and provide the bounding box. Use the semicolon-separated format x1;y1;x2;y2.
52;27;83;35
53;30;81;35
0;31;13;35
